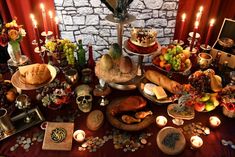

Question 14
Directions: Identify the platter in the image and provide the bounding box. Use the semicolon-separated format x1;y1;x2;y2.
124;39;161;56
138;78;177;104
11;64;57;90
106;97;155;131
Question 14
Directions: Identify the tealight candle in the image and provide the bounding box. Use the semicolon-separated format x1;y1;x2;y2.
209;116;221;127
190;135;203;149
156;116;167;127
73;130;85;142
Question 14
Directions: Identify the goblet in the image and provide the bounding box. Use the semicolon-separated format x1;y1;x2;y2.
15;94;31;123
93;79;111;106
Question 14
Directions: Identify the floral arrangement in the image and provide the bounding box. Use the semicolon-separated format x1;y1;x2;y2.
45;39;77;65
0;19;26;48
36;79;73;110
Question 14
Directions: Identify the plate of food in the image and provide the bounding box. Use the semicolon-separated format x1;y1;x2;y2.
138;70;181;104
11;64;57;90
106;96;155;131
152;45;191;75
95;49;137;83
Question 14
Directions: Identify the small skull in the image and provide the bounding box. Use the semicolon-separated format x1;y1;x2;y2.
76;85;92;113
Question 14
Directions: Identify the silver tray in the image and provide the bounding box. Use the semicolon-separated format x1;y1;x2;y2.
0;107;44;141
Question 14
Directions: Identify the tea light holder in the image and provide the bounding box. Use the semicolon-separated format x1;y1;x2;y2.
209;116;221;128
190;135;203;149
156;116;167;127
73;130;86;142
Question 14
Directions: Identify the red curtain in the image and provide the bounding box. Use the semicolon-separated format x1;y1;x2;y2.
174;0;235;47
0;0;56;63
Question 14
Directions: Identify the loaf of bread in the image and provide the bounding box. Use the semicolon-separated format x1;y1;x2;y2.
145;70;181;94
19;64;51;85
86;110;104;131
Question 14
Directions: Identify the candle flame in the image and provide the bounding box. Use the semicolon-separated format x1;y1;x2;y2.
48;11;53;19
40;3;45;11
196;12;201;19
194;21;199;29
210;19;215;26
55;16;59;24
199;6;203;13
181;13;186;21
30;13;35;20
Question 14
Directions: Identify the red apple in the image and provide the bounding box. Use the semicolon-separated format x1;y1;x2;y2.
165;64;172;71
194;102;205;112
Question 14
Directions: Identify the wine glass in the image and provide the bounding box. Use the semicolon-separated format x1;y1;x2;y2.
15;94;31;123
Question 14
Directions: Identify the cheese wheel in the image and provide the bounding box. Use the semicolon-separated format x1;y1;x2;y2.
144;83;157;96
86;110;104;131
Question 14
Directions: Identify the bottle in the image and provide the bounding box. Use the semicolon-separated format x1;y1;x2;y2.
76;39;86;69
87;43;95;70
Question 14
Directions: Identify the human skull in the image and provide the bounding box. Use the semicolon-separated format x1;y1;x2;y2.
76;85;92;113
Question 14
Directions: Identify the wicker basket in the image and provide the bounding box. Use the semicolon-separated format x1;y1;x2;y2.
223;107;235;118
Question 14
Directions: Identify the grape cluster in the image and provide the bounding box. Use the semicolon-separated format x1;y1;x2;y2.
188;72;210;92
0;82;15;108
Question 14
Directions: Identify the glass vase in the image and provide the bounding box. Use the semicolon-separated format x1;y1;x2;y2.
7;42;21;63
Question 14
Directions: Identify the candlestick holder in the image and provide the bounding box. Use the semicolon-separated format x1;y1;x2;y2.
32;39;43;46
34;46;46;63
41;31;53;43
172;39;184;46
200;44;212;53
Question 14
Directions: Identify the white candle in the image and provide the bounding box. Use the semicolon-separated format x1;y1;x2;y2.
209;116;221;127
156;116;167;127
190;136;203;149
73;130;85;142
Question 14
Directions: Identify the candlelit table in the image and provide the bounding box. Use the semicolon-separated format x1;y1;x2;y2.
0;68;235;157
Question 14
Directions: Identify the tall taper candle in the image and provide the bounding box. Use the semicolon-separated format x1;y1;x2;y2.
178;13;186;43
40;3;48;34
205;19;215;48
48;11;55;39
55;16;59;39
190;21;199;52
33;20;41;51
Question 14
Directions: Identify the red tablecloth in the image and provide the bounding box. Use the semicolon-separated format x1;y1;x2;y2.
0;70;235;157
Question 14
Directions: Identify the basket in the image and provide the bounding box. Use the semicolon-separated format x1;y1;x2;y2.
223;107;235;118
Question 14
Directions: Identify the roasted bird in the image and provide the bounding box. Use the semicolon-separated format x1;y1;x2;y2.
135;111;153;119
121;115;141;124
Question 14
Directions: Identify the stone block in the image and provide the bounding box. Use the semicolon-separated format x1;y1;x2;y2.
74;0;89;7
54;0;64;6
162;2;177;10
65;26;79;31
99;29;110;37
85;15;99;25
158;37;170;45
77;7;93;15
73;16;85;25
156;28;164;37
168;20;176;27
164;28;172;35
75;34;95;45
158;10;166;17
146;19;167;27
80;26;98;34
95;36;108;46
55;7;64;11
166;11;174;17
153;10;158;18
94;8;104;14
137;13;152;20
90;0;101;7
130;0;145;9
63;0;73;7
61;31;75;42
131;20;145;28
144;0;163;9
63;15;73;25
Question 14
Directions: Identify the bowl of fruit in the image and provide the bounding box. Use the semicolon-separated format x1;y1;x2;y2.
152;45;191;75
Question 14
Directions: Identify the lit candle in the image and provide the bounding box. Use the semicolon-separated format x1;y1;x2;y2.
189;21;199;52
40;3;48;34
54;16;59;39
48;11;55;39
156;116;167;127
33;20;41;51
190;135;203;149
204;19;215;48
209;116;221;127
178;13;186;43
196;6;203;23
73;130;85;142
204;127;210;135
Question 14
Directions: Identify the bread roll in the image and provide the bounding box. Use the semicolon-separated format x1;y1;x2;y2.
145;70;181;94
20;64;51;85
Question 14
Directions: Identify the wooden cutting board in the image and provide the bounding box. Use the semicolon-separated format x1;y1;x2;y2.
42;122;74;151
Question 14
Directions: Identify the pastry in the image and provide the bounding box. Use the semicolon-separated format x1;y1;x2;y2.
19;64;51;85
145;70;182;94
153;86;167;100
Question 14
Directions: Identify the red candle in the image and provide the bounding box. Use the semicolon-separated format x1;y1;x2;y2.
40;3;48;34
55;16;59;39
178;13;186;43
196;6;203;24
33;20;41;51
48;11;56;39
190;21;199;52
205;19;215;48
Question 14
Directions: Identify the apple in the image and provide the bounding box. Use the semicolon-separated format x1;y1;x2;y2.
165;64;172;71
194;102;205;112
6;90;16;102
205;102;216;111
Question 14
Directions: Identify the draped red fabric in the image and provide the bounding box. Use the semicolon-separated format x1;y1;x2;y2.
174;0;235;47
0;0;56;63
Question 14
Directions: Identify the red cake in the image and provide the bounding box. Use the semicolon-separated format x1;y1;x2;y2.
127;39;158;54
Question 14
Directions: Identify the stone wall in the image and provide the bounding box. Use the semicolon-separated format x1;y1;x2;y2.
54;0;179;61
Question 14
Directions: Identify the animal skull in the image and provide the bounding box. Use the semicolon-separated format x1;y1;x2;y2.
76;85;92;113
